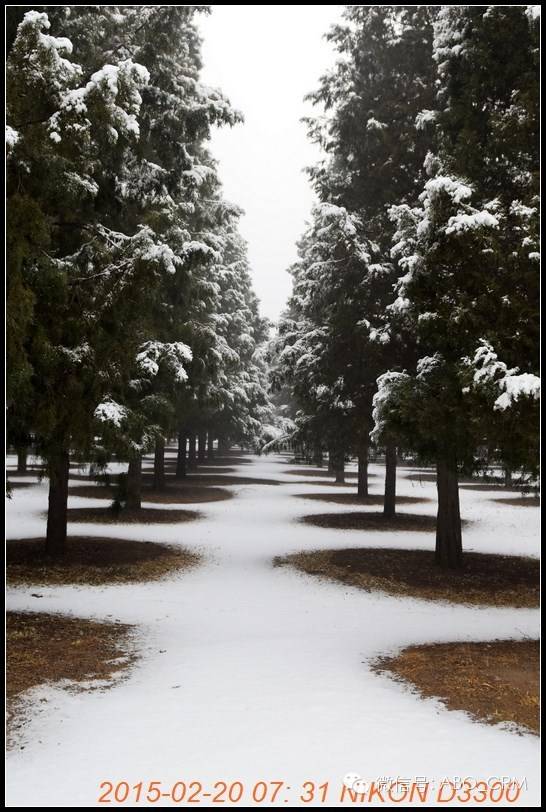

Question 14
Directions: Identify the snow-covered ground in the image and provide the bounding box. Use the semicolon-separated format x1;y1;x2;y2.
5;454;540;807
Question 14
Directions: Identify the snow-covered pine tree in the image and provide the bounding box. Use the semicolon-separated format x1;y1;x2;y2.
6;9;163;553
6;7;252;549
304;5;437;509
203;217;273;452
375;6;540;568
272;203;391;491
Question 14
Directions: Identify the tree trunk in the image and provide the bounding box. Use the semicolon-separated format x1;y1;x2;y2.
126;455;142;511
16;446;28;473
504;467;512;487
328;446;335;473
45;449;70;556
357;441;369;497
435;456;463;569
153;437;165;490
188;433;197;469
313;443;323;467
384;443;397;517
198;431;207;462
218;436;229;455
333;448;345;483
207;432;214;460
176;431;187;479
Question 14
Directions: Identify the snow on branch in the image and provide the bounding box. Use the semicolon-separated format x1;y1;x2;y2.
94;399;128;427
468;340;540;411
136;340;193;383
48;58;149;145
495;373;541;411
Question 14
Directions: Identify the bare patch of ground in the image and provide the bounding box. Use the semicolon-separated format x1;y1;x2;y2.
69;484;232;504
6;537;201;586
5;470;44;479
300;511;441;532
284;468;364;478
287;480;371;488
166;456;252;467
7;611;136;746
184;474;280;487
491;496;540;507
406;472;532;493
373;640;539;734
294;493;430;506
160;466;237;475
66;506;200;524
275;548;539;607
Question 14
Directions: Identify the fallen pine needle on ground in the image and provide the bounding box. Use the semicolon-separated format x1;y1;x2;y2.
373;640;539;735
7;611;137;748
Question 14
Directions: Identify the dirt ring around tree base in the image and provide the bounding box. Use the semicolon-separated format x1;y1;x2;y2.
372;640;539;735
275;548;539;608
283;468;377;479
7;610;136;747
299;511;445;532
490;496;539;507
6;536;201;586
6;481;36;491
65;506;201;524
294;493;431;506
68;484;232;504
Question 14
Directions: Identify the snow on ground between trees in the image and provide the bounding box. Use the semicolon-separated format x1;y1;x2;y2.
6;453;540;807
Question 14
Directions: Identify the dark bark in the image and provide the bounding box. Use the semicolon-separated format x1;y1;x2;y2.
313;443;323;467
218;437;229;454
384;443;397;517
207;432;214;460
198;431;207;462
45;450;70;556
328;447;335;473
188;433;197;468
175;431;187;479
504;467;513;487
357;440;369;497
16;446;28;473
126;455;142;511
435;456;463;569
332;448;345;483
153;437;165;490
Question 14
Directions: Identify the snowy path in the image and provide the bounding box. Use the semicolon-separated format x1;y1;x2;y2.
6;454;540;807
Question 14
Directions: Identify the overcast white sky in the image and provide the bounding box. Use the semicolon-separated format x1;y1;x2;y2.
197;5;343;323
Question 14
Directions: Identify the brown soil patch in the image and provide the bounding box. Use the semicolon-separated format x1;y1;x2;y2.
276;548;538;607
204;456;252;466
460;483;528;492
374;640;539;734
284;468;362;478
287;480;372;488
66;506;200;524
7;611;135;746
300;511;440;532
156;464;236;475
5;470;44;479
491;496;540;507
6;481;35;490
6;536;201;586
406;472;530;492
184;474;280;487
294;493;430;506
69;484;232;504
165;457;252;467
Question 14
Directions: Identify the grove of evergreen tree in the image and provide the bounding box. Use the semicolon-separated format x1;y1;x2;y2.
6;6;540;570
6;6;273;555
272;5;540;569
